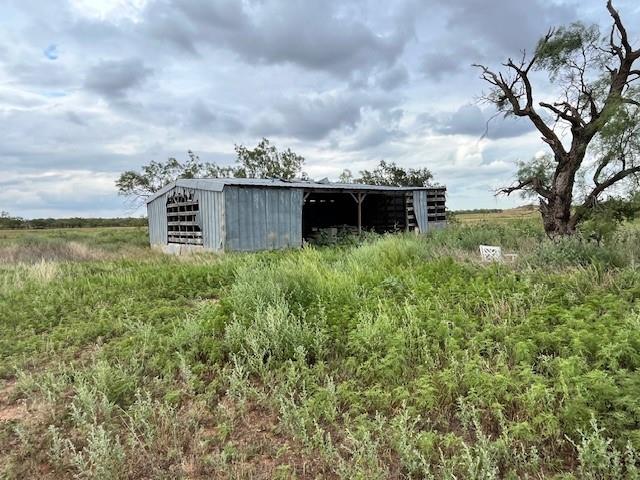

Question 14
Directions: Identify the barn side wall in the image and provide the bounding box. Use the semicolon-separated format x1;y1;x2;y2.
224;186;303;251
147;191;169;247
147;186;225;251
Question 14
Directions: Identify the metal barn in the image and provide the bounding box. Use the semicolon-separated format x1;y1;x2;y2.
146;178;446;253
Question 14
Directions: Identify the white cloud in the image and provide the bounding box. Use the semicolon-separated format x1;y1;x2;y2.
69;0;148;22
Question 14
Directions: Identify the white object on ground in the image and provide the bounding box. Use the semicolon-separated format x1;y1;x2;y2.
479;245;518;262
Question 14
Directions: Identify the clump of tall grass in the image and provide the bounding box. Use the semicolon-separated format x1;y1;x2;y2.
527;235;627;268
223;301;328;375
0;240;105;264
0;259;59;294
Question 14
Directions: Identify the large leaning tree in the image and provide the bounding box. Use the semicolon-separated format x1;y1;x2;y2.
475;1;640;236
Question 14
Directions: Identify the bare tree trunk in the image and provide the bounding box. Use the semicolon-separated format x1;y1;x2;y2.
540;154;582;236
540;197;574;236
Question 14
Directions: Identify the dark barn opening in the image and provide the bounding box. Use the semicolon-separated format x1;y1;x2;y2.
302;190;413;241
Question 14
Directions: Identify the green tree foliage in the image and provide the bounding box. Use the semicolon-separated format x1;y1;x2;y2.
338;169;354;184
116;151;205;200
116;139;305;203
343;160;433;187
512;154;555;199
0;211;25;229
233;138;305;180
578;192;640;244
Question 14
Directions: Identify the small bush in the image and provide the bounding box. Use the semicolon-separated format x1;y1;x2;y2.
528;236;626;268
223;301;327;372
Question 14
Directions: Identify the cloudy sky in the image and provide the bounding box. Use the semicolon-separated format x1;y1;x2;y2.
2;0;639;217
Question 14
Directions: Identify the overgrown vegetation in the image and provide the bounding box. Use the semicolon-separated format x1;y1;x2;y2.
2;220;640;478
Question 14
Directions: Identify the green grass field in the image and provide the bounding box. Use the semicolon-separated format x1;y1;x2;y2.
2;220;640;479
454;206;541;225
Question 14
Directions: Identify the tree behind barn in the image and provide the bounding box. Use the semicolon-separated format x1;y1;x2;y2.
116;138;305;204
351;160;433;187
475;1;640;236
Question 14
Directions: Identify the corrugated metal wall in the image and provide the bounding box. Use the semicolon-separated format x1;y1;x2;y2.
147;187;225;251
147;191;169;246
224;186;302;251
413;190;428;232
197;189;225;250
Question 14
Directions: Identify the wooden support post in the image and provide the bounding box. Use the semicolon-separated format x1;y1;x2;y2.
357;194;362;234
348;192;366;234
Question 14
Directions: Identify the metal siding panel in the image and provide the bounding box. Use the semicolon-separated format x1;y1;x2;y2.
225;187;240;250
278;189;288;248
290;189;303;247
148;187;224;251
147;192;168;246
413;190;428;232
220;186;303;251
198;190;209;249
239;189;252;251
219;191;225;250
285;190;293;247
247;188;265;251
197;190;223;251
194;189;206;247
214;191;223;250
265;189;277;249
242;189;252;250
233;188;243;250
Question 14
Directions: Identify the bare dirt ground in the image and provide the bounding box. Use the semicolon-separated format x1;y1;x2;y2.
0;380;26;422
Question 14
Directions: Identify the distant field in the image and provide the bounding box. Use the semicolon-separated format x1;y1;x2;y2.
454;206;541;224
2;222;640;478
0;225;146;238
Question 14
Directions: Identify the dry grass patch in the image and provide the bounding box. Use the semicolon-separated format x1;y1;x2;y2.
0;241;107;264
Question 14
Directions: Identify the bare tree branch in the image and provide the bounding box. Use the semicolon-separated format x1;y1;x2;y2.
539;102;584;126
607;0;635;56
497;177;552;199
584;165;640;207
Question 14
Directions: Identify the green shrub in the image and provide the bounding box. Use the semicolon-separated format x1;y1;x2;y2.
528;236;626;267
223;301;328;372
